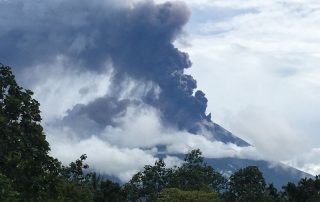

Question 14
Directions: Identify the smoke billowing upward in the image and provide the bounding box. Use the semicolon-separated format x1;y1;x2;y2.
0;0;211;131
99;1;211;129
0;0;255;181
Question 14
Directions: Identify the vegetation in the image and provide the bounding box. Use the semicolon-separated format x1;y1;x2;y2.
227;166;266;202
156;188;221;202
0;64;126;201
1;63;320;201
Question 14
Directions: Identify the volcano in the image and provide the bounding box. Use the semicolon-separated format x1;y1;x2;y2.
0;0;313;189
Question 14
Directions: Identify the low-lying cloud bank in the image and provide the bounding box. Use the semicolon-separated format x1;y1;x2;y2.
286;148;320;176
45;86;258;181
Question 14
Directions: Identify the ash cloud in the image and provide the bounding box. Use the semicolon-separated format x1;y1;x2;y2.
61;97;138;138
0;0;251;180
4;0;317;180
0;0;211;132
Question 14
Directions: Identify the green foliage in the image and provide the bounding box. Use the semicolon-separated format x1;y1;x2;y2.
125;159;172;201
156;188;221;202
125;149;227;201
0;173;20;201
263;183;282;202
93;178;127;202
0;63;62;201
169;149;227;192
282;175;320;202
61;154;91;183
227;166;266;202
55;155;94;201
55;180;93;202
50;155;127;202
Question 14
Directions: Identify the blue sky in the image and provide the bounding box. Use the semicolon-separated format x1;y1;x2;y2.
1;0;320;179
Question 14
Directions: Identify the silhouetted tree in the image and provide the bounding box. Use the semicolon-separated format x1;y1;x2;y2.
0;64;62;201
125;159;172;201
283;176;320;202
227;166;266;202
0;173;20;201
169;149;227;193
125;149;227;201
94;179;127;202
156;188;221;202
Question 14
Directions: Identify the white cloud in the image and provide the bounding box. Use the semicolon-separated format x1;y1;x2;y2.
48;135;157;182
219;107;309;161
102;103;259;159
19;56;111;122
45;99;259;181
286;148;320;176
170;0;320;10
174;0;320;170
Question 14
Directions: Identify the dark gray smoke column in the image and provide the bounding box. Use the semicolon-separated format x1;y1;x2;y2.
0;0;210;131
0;0;249;145
106;1;211;130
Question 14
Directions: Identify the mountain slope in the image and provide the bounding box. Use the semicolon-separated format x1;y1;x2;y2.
206;157;313;189
163;120;313;189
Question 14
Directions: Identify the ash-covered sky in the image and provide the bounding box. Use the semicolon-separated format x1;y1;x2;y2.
1;0;320;178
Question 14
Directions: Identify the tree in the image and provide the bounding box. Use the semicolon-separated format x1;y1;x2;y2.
0;173;20;202
61;154;91;183
282;176;320;202
94;179;127;202
125;149;227;201
125;159;172;201
264;183;282;202
169;149;227;193
227;166;266;202
56;154;94;202
0;64;61;200
156;188;221;202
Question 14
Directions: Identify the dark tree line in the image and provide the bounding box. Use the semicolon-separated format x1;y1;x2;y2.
1;63;320;201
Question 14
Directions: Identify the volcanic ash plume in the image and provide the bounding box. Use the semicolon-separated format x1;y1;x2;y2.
0;0;252;181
